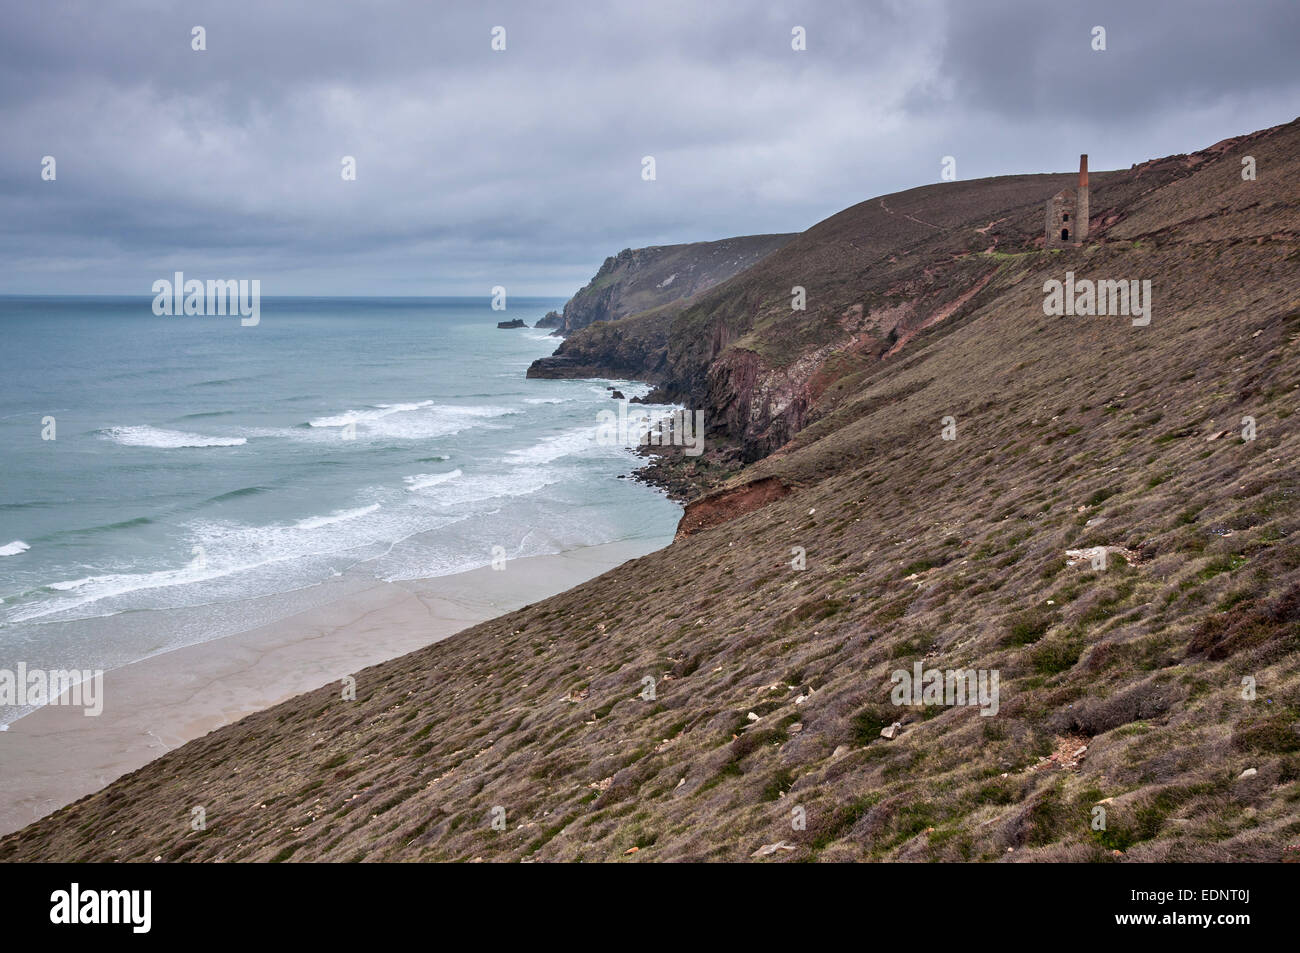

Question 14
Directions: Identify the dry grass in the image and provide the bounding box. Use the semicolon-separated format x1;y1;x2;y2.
4;120;1299;863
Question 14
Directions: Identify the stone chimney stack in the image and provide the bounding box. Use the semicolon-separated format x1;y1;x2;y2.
1077;154;1089;242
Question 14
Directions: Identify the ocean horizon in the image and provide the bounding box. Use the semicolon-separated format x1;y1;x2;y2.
0;295;681;726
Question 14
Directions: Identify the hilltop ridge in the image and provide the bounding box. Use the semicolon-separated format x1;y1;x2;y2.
543;121;1295;470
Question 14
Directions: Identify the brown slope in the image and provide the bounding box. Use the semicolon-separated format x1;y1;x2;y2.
549;122;1299;465
3;119;1299;864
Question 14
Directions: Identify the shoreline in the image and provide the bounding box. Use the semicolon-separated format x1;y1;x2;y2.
0;536;670;837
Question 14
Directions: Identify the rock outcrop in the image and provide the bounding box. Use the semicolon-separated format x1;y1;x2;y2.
541;234;795;337
527;302;677;382
674;476;790;539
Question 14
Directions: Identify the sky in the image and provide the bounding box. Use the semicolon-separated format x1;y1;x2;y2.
1;0;1297;296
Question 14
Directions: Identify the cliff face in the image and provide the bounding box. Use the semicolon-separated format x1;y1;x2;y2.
544;234;795;337
527;303;678;381
7;119;1300;864
544;121;1294;464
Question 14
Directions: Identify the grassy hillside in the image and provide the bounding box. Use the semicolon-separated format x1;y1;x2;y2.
550;122;1296;466
4;120;1298;863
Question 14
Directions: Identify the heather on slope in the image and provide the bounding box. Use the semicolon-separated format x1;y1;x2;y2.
4;122;1298;863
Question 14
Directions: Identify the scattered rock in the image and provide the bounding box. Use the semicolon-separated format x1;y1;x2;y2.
1239;767;1258;779
1030;735;1089;771
1064;545;1140;568
611;390;626;400
880;721;902;740
751;841;797;858
832;745;850;759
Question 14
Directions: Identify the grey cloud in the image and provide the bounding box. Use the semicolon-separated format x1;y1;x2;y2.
0;0;1296;294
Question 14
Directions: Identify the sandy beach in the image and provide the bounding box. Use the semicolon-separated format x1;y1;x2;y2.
0;537;668;837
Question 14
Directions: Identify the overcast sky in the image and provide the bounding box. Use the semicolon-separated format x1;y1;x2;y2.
2;0;1297;296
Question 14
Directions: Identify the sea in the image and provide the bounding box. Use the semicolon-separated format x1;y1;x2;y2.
0;296;681;726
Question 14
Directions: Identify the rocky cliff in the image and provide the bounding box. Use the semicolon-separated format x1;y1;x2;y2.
541;233;795;337
541;121;1296;465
